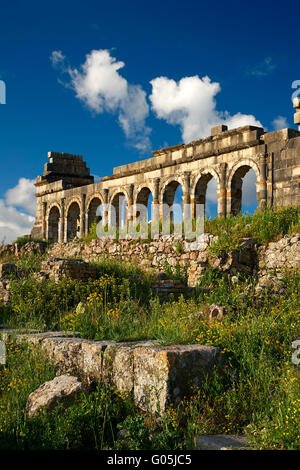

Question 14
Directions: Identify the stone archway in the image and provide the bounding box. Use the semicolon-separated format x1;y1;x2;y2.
47;205;60;242
110;192;128;230
229;165;258;215
194;173;218;218
136;187;152;221
66;201;80;241
87;197;103;233
162;179;183;233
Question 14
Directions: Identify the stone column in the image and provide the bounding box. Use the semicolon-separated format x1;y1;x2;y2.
258;153;268;210
45;215;49;241
42;202;47;240
152;178;160;238
79;194;86;238
85;212;89;236
217;163;227;218
103;189;109;227
59;198;65;244
127;184;134;223
64;210;68;244
183;171;191;219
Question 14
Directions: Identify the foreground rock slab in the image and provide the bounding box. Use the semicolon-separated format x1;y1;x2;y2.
26;375;84;418
133;344;221;413
194;434;250;450
2;329;220;414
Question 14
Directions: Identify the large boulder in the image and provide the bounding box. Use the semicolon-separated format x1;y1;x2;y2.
26;375;84;418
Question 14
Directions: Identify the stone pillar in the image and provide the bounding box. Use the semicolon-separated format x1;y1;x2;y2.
42;202;47;239
64;212;68;244
217;163;227;218
45;215;49;241
103;189;109;226
258;153;268;210
152;178;160;237
183;171;191;219
79;194;86;238
59;198;65;244
127;184;134;224
85;212;89;236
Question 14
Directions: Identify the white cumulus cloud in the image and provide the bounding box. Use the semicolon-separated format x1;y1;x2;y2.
149;75;262;142
6;177;36;214
51;49;151;152
0;178;36;243
272;115;288;131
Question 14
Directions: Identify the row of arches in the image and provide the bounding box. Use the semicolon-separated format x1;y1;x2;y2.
47;165;259;242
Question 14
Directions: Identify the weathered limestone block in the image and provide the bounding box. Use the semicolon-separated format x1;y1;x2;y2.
41;258;97;282
102;341;158;393
26;375;84;418
38;337;111;378
133;344;221;413
37;337;84;374
79;340;112;380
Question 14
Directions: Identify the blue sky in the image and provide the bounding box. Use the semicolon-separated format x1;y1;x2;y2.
0;0;299;241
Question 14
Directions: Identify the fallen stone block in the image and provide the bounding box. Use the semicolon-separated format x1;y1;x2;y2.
133;344;221;414
26;375;84;418
194;434;250;450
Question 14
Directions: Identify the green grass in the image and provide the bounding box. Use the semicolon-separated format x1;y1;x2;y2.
1;265;299;450
207;206;299;255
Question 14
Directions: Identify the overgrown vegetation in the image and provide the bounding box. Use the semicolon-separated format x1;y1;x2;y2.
207;206;300;255
12;236;50;246
0;206;300;449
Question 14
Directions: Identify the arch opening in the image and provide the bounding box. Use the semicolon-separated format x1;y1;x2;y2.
111;192;128;230
87;197;103;232
67;202;80;241
162;181;183;233
230;166;258;215
48;206;60;242
136;187;153;227
194;174;218;219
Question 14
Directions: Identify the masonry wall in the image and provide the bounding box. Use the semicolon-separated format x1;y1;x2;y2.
44;234;298;286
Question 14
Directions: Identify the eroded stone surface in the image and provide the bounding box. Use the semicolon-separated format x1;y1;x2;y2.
26;375;84;418
133;344;221;413
1;329;221;414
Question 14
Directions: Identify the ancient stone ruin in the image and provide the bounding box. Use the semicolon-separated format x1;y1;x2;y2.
30;102;300;243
